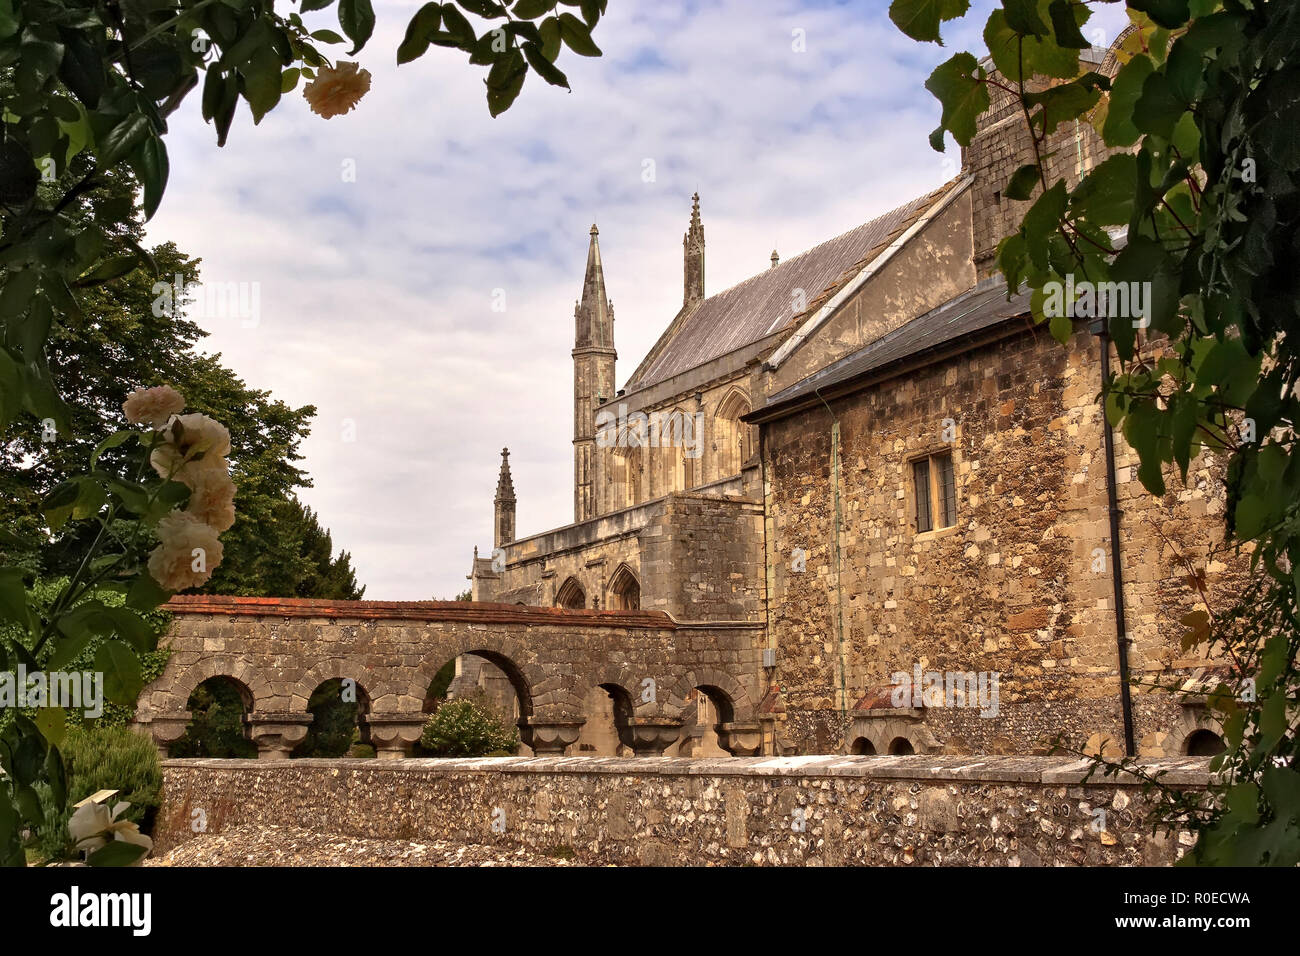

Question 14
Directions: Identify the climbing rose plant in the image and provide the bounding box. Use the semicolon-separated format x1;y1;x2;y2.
892;0;1300;864
0;0;608;866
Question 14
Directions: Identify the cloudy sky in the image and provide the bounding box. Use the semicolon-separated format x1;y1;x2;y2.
145;0;1128;600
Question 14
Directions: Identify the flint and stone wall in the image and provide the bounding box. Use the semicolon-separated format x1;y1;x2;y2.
763;325;1249;757
154;755;1211;866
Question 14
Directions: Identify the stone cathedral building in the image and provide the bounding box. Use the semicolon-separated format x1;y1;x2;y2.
468;35;1246;760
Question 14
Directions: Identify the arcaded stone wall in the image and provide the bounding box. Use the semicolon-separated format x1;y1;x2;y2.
136;598;765;759
763;325;1249;756
153;755;1211;866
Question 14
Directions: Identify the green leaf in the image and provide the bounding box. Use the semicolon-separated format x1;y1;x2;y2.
95;640;143;706
1069;153;1136;226
126;571;172;612
1004;163;1040;201
34;707;65;746
1003;0;1048;36
1129;0;1190;30
398;3;443;64
538;16;560;61
557;12;600;56
76;254;140;287
280;67;301;93
1020;180;1067;270
1047;0;1089;48
440;3;476;45
514;0;555;17
0;567;31;630
888;0;970;44
310;29;345;43
924;52;989;148
90;431;139;471
1132;71;1183;140
97;113;150;167
133;136;168;220
86;840;149;867
339;0;376;54
523;41;568;88
1103;54;1153;147
242;44;283;123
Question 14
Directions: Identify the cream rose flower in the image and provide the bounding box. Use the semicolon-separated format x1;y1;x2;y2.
122;385;185;430
68;801;153;863
147;510;224;591
303;61;371;119
150;412;232;483
186;465;237;533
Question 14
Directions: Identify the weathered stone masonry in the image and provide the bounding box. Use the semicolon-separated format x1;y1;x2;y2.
137;595;766;760
154;755;1212;866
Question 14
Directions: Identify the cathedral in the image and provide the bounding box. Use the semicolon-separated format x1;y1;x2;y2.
468;36;1245;759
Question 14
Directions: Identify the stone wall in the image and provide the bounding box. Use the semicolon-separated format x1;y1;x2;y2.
762;324;1249;756
136;597;766;760
153;755;1211;866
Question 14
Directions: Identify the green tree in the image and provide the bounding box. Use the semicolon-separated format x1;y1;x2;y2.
896;0;1300;864
0;0;609;866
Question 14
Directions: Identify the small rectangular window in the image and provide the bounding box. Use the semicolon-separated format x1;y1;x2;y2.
913;458;932;533
936;453;956;528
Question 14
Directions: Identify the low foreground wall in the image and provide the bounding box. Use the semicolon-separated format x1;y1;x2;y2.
156;755;1213;866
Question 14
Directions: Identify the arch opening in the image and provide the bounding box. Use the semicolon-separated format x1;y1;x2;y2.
555;577;586;609
607;564;641;611
851;737;877;755
417;650;531;757
888;736;915;756
575;682;634;756
1183;729;1226;757
170;676;256;758
292;678;373;758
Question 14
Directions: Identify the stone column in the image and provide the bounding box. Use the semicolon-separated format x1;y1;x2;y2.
716;721;763;757
246;712;313;760
364;714;425;760
525;718;585;755
627;718;683;756
140;713;191;759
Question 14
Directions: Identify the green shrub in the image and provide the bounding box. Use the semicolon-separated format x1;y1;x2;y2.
419;693;519;757
61;726;163;825
32;726;163;864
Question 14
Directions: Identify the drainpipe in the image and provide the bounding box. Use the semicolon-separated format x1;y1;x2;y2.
814;388;849;740
1094;320;1137;757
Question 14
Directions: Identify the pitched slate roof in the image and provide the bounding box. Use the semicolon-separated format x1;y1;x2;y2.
748;276;1032;422
626;179;964;391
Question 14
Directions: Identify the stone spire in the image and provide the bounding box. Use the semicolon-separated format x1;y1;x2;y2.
574;223;613;349
493;447;516;548
572;224;617;523
770;249;779;269
683;192;705;307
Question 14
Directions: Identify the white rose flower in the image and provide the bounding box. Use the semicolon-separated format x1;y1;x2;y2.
68;801;153;863
147;510;224;591
186;465;237;533
122;385;185;430
150;412;232;483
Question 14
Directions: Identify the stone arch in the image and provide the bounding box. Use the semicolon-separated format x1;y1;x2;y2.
407;636;545;718
555;576;586;609
668;669;754;722
606;563;641;611
850;736;876;755
289;659;394;713
1183;728;1226;756
713;387;754;477
888;736;916;755
170;657;273;713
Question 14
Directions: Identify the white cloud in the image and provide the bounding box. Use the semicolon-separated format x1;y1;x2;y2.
144;0;1126;599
